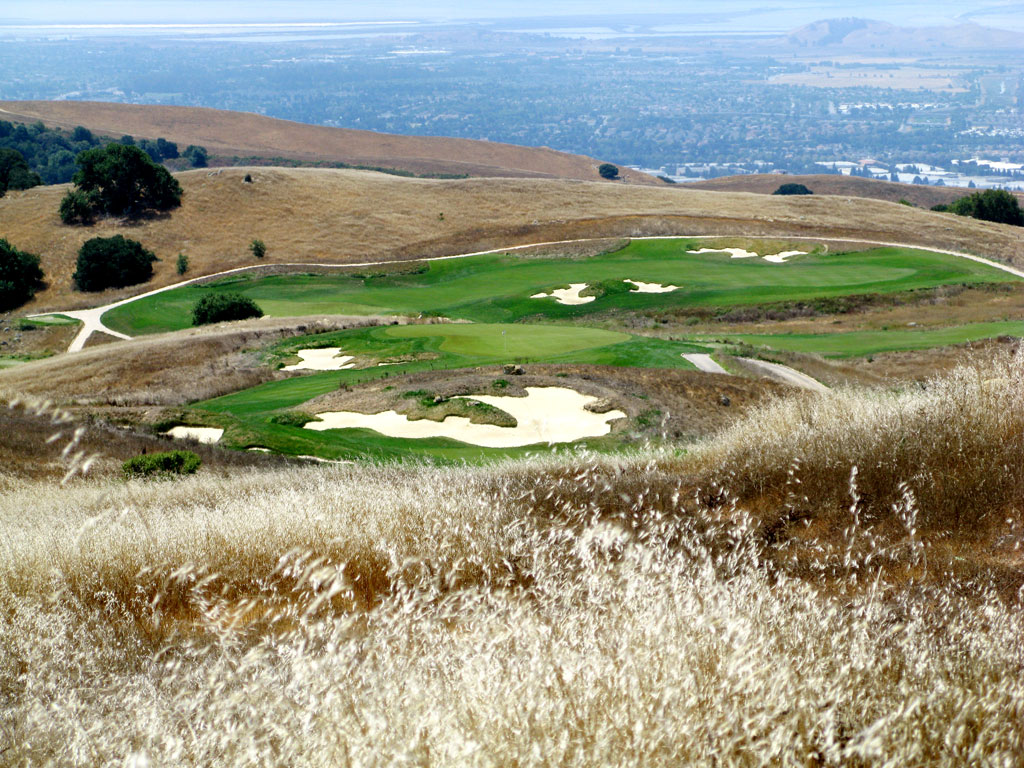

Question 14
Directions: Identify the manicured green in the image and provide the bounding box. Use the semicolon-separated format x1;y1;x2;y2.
698;321;1024;359
103;241;1018;336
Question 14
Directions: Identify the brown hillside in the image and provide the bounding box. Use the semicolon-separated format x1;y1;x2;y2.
0;100;656;185
2;167;1024;313
690;173;1024;209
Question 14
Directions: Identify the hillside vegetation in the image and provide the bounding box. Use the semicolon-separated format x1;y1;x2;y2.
2;352;1023;764
4;167;1024;313
0;101;657;184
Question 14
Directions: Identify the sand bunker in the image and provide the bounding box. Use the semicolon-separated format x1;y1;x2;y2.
531;284;595;305
282;348;355;371
165;426;224;444
305;386;626;448
687;247;807;263
624;279;678;293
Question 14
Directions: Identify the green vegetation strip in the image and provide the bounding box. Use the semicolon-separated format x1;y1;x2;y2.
102;240;1018;336
698;320;1024;358
193;322;704;462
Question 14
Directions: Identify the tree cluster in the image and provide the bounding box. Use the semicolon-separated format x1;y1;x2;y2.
60;143;182;223
773;183;814;196
932;189;1024;227
73;235;158;292
0;238;45;311
0;149;41;197
0;120;98;186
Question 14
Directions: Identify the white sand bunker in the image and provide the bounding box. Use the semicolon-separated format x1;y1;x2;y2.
624;279;678;293
164;426;224;444
687;247;807;263
306;386;626;448
531;284;595;305
282;348;356;371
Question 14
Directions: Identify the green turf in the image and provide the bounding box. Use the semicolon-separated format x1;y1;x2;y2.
103;240;1019;336
192;322;704;461
697;321;1024;358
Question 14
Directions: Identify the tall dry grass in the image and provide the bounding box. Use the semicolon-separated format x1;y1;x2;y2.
2;355;1024;764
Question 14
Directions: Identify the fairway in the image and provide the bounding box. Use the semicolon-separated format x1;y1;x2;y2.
101;239;1019;336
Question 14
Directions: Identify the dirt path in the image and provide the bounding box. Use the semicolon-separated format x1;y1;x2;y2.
32;234;1024;353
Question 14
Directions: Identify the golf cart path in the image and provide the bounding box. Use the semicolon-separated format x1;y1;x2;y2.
32;234;1024;353
682;353;730;375
683;352;828;392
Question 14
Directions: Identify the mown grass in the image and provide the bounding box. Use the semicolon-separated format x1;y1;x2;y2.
699;319;1024;358
192;323;702;460
3;353;1024;764
101;240;1016;335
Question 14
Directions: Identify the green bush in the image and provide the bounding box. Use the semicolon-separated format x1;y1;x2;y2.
598;163;620;180
773;183;813;196
59;189;98;225
122;450;201;479
73;235;158;292
192;292;264;325
176;253;189;275
0;238;45;311
0;148;41;196
250;239;267;259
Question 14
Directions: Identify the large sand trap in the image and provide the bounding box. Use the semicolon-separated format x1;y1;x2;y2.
687;247;807;262
305;386;626;448
624;279;678;293
282;348;356;371
165;426;224;444
531;284;595;305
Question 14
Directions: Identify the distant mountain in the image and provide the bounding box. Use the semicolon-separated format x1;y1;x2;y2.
787;18;1022;50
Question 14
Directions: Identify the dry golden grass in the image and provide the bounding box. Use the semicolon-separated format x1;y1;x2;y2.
2;354;1024;763
4;167;1024;313
0;100;658;184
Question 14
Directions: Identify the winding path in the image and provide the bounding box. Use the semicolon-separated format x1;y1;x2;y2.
30;234;1024;353
682;353;730;375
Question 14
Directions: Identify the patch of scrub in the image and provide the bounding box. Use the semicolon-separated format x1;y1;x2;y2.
687;247;807;263
282;348;355;371
164;426;224;444
531;284;595;305
305;386;626;448
624;279;678;293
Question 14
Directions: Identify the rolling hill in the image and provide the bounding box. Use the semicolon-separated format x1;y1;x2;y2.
0;100;657;184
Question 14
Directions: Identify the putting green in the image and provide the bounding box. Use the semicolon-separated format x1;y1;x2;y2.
382;324;629;357
101;240;1019;336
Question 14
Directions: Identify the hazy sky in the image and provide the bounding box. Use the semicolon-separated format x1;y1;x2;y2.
2;0;1022;32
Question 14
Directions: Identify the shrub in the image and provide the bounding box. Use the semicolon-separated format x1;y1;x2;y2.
192;293;264;325
773;183;813;196
66;143;182;221
0;148;42;196
250;239;266;259
73;235;158;292
176;253;189;275
598;163;620;180
58;189;97;225
183;145;208;168
122;450;201;479
0;238;45;311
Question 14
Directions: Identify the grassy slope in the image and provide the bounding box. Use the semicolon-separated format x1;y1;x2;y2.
102;241;1016;335
702;320;1024;358
193;323;703;460
690;173;1024;208
4;168;1024;315
0;100;658;184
